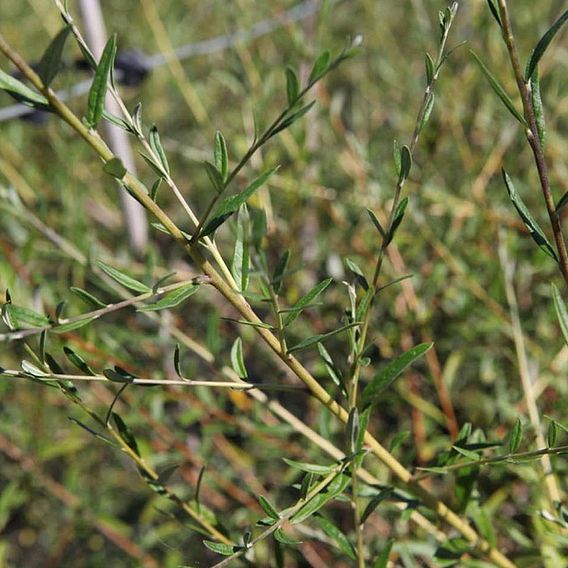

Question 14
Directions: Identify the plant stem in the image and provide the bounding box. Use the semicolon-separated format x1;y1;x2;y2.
497;0;568;288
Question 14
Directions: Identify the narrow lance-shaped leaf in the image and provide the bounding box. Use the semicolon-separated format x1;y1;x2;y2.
270;100;316;138
360;343;433;410
366;208;386;239
509;417;523;452
308;50;331;84
392;139;401;177
0;69;49;108
525;8;568;80
345;258;369;291
502;169;558;261
372;538;394;568
470;50;527;126
149;126;169;176
287;322;361;354
63;346;96;375
69;286;106;308
138;283;200;312
85;34;117;129
230;337;248;379
291;473;350;524
37;25;72;86
285;66;300;105
274;529;302;545
530;70;546;149
200;167;279;238
399;145;412;182
386;197;408;245
282;458;337;475
284;278;332;326
231;206;250;292
258;496;280;520
97;259;151;293
203;161;225;193
103;157;127;180
551;283;568;346
424;52;435;84
2;304;50;328
418;92;435;133
214;131;228;182
486;0;502;29
203;541;235;556
315;515;356;560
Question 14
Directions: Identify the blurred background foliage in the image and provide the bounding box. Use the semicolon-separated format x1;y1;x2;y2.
0;0;567;566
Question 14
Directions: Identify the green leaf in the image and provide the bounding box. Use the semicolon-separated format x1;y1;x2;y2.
502;170;558;261
37;25;72;87
53;317;94;334
203;161;225;193
556;191;568;213
509;417;523;453
21;360;49;377
424;52;435;84
452;446;482;461
530;71;546;149
85;34;117;128
372;538;394;568
486;0;502;29
102;110;133;132
230;337;248;379
282;458;337;475
309;50;331;84
317;343;346;395
470;50;527;126
104;367;136;384
274;528;302;545
366;208;386;239
271;250;290;294
285;66;300;105
291;473;350;524
258;496;280;520
284;278;332;326
231;206;250;292
149;125;169;175
103;157;127;180
112;412;140;455
525;8;568;80
63;346;96;375
271;101;316;138
547;420;558;448
69;286;106;308
398;145;412;182
200;167;278;238
360;343;433;410
552;283;568;346
347;407;359;454
0;69;49;108
138;283;200;312
418;92;435;133
345;258;368;291
2;304;50;328
361;487;395;524
315;515;356;560
214;131;228;182
392;139;401;177
203;541;235;556
97;259;151;293
386;196;409;245
287;322;360;354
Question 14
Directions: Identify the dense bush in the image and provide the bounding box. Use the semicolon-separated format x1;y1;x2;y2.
0;1;566;566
